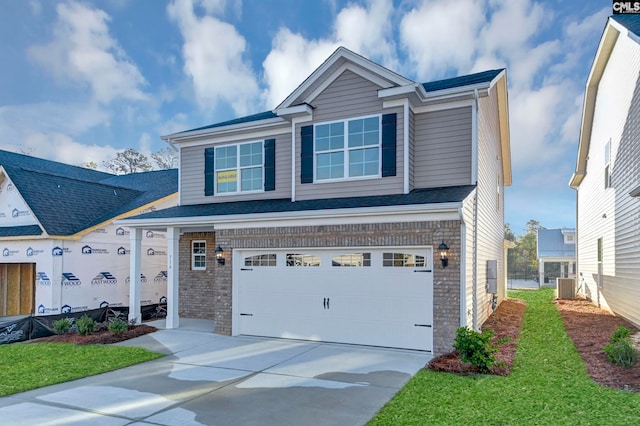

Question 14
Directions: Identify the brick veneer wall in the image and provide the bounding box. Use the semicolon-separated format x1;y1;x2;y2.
178;232;217;321
179;221;462;356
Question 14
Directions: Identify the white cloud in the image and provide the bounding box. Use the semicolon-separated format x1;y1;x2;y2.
400;0;486;79
262;30;338;108
14;132;119;169
509;84;563;168
167;0;259;116
28;1;147;104
262;0;397;108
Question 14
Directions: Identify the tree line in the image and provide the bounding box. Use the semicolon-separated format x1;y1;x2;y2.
506;219;543;281
83;147;178;174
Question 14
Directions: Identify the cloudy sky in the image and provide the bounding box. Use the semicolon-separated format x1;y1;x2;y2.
0;0;611;235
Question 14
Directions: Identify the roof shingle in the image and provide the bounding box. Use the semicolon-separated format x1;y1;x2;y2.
0;150;177;236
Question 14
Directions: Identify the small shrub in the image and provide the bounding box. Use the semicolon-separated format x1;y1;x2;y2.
603;326;637;368
454;326;503;373
108;317;128;335
76;315;96;336
53;318;72;335
610;326;631;343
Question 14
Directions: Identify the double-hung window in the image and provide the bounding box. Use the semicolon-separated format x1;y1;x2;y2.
215;141;263;194
315;115;380;181
192;241;206;270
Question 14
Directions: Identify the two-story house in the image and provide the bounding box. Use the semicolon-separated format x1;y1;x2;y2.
570;14;640;328
121;47;511;356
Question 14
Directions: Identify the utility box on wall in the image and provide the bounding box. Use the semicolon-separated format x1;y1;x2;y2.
487;260;498;294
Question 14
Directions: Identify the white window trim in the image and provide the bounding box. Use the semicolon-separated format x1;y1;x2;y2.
214;141;265;195
192;240;206;271
313;114;382;183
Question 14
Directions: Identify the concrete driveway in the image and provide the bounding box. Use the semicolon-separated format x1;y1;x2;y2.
0;320;431;425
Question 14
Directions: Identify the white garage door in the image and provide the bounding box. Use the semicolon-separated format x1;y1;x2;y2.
234;248;433;351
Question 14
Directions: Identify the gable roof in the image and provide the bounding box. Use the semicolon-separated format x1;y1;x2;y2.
422;69;504;93
571;15;640;187
537;228;576;259
0;150;178;237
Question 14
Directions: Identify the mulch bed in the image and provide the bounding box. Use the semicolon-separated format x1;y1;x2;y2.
428;298;526;376
31;324;157;345
428;294;640;392
556;297;640;391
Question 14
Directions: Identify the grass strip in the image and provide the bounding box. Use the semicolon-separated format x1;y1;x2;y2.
369;289;640;425
0;343;162;396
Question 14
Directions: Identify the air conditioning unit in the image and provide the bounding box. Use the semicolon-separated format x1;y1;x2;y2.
557;278;576;299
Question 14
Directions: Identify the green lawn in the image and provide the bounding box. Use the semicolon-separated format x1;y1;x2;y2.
0;343;162;396
369;289;640;425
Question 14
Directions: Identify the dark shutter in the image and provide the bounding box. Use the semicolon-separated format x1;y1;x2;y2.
264;138;276;191
382;113;396;177
204;147;215;196
301;125;314;184
381;113;397;177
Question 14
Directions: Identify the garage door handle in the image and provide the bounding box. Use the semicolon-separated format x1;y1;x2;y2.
414;324;432;327
240;313;253;316
414;270;432;273
327;298;330;309
241;268;253;271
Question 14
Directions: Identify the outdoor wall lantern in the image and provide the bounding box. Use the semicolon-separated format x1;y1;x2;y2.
438;241;449;268
215;245;225;265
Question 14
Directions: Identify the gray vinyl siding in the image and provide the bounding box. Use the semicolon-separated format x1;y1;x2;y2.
295;69;404;201
285;58;348;106
179;132;292;205
413;107;472;189
475;89;506;327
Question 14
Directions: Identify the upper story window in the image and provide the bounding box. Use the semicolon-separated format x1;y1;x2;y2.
314;115;380;181
215;141;263;194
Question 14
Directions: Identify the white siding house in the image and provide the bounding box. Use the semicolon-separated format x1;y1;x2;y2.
570;15;640;327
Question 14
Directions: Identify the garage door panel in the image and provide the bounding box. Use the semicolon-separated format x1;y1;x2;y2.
235;248;433;351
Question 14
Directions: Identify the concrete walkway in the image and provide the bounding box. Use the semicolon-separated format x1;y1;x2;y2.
0;320;431;425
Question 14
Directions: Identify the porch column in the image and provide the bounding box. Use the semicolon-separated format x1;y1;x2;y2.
538;260;545;289
128;228;142;324
166;226;180;329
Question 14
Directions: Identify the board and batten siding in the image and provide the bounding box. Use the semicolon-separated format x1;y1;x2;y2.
179;132;292;205
413;107;472;189
474;88;506;328
577;31;640;327
295;69;405;201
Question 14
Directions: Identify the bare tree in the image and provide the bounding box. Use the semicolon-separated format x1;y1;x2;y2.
102;149;152;175
150;146;178;169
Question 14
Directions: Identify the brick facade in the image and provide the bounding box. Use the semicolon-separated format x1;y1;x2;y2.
179;220;461;356
178;232;218;321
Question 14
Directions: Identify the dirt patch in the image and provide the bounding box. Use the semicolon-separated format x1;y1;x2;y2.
428;295;640;392
428;298;526;376
556;297;640;391
31;324;157;345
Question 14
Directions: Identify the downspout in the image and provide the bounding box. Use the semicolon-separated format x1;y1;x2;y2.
291;118;297;202
403;99;410;194
458;206;467;328
472;89;479;331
